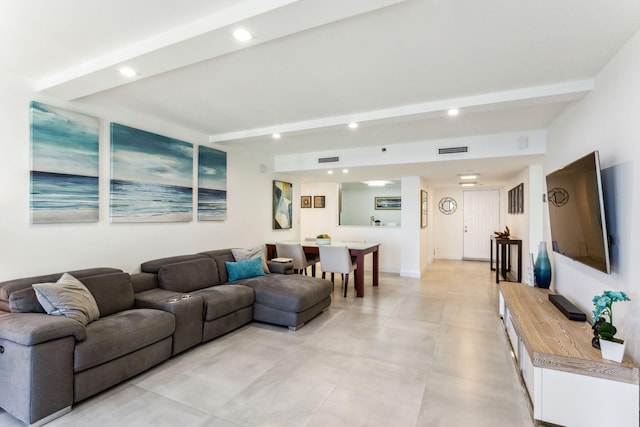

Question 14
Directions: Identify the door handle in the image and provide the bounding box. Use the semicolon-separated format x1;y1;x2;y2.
464;226;468;233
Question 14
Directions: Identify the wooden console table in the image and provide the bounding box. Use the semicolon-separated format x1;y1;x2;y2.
490;235;522;283
499;282;638;426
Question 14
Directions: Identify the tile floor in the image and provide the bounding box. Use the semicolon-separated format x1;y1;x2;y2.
0;260;534;427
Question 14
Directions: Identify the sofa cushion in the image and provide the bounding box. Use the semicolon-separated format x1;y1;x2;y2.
32;273;100;325
8;287;45;313
0;267;122;310
158;258;219;293
81;272;134;317
192;284;255;321
239;274;332;313
231;247;270;274
199;250;235;284
74;308;175;372
226;258;265;282
141;254;207;274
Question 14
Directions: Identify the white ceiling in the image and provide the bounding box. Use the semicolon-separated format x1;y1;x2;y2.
4;0;640;187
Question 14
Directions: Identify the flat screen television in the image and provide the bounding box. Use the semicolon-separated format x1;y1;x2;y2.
546;151;611;274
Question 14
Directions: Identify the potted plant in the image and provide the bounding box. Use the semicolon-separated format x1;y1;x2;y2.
316;234;331;245
592;290;631;362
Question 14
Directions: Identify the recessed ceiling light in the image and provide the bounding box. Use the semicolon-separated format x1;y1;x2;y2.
233;28;252;42
448;108;460;116
327;170;334;175
272;133;281;139
342;169;349;174
119;67;137;78
459;174;478;180
460;182;477;187
348;122;359;129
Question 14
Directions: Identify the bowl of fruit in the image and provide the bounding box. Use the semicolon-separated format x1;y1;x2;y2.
316;234;331;245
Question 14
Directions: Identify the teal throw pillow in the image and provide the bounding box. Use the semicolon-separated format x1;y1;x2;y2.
226;257;265;282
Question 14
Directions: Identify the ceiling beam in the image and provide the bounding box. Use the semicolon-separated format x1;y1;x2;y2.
208;80;593;143
35;0;407;100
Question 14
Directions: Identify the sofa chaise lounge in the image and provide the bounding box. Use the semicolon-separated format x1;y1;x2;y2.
0;247;332;425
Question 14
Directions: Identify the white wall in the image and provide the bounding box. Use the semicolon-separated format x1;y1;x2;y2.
546;29;640;363
503;164;544;285
0;72;299;281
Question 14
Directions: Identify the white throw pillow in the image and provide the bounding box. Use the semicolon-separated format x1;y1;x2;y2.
231;246;270;274
32;272;100;325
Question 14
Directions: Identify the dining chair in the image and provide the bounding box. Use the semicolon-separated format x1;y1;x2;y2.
319;245;357;297
275;243;318;276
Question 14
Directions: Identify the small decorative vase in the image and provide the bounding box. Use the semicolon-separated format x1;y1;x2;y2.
600;339;626;363
534;241;552;289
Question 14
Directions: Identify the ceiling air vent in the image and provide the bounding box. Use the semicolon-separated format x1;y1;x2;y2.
318;156;340;163
438;146;468;155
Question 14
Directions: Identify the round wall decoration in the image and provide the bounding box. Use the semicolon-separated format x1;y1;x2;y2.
438;197;457;215
548;187;569;207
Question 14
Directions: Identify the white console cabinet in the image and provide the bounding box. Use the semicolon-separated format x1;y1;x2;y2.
499;283;639;427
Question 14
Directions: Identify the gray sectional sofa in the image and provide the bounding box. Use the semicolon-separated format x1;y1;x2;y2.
0;248;332;426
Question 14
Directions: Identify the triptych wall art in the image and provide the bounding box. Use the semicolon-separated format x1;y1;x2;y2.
29;101;227;224
198;145;227;221
30;101;100;224
110;123;193;223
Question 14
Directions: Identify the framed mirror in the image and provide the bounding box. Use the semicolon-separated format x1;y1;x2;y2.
438;197;457;215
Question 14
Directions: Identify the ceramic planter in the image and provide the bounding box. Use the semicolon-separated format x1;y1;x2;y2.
600;339;625;362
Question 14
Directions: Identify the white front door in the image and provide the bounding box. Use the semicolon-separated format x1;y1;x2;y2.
463;190;500;260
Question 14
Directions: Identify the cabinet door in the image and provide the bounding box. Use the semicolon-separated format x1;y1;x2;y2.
506;314;519;360
541;369;639;427
519;343;534;401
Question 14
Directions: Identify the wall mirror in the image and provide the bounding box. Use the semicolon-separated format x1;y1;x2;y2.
339;180;401;226
438;197;457;215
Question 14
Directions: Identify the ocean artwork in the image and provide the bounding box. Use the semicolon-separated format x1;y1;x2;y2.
273;180;292;229
198;146;227;221
110;123;193;222
30;101;100;224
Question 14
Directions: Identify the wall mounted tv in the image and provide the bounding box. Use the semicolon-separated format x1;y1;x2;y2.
546;151;611;274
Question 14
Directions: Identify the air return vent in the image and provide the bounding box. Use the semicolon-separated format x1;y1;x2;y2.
318;156;340;163
438;146;468;155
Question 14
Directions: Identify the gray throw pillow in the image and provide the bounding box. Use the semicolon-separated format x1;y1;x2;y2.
232;246;270;274
32;272;100;325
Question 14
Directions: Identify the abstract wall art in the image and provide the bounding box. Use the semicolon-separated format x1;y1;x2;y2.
30;101;100;224
110;123;193;222
198;145;227;221
273;180;292;229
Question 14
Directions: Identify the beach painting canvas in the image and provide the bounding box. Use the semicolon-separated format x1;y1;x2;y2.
273;180;292;229
30;101;100;224
198;146;227;221
110;123;193;222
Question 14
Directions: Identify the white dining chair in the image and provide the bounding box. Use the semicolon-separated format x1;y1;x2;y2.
275;243;318;276
319;245;357;297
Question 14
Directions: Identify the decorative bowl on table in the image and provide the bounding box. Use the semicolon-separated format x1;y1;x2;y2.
316;234;331;245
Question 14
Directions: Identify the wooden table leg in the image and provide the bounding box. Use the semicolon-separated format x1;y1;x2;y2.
372;247;379;287
495;241;500;284
355;252;365;297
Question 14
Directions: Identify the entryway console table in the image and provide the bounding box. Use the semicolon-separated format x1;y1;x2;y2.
490;235;522;283
499;282;638;427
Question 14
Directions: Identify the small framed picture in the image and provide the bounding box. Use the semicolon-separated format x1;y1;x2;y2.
314;195;325;208
375;196;401;210
301;195;312;208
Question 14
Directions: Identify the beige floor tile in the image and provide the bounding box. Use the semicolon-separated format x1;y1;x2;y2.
0;260;533;427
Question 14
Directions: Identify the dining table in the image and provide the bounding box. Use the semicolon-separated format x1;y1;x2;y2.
266;240;380;297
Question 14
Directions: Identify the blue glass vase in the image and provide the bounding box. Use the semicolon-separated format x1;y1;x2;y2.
534;241;552;288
